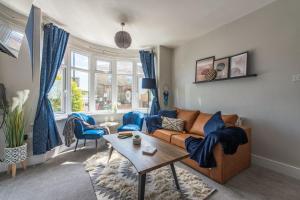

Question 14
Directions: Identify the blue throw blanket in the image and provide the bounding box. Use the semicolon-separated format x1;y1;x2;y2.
185;127;248;168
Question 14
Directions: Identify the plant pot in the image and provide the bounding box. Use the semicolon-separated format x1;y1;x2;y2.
133;137;141;145
4;143;27;164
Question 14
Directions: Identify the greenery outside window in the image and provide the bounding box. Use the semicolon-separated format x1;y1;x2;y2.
71;52;89;112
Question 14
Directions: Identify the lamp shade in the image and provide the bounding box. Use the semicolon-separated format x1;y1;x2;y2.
114;30;132;49
142;78;156;89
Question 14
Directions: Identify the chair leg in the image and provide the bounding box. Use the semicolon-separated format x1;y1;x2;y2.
95;139;98;152
84;139;86;146
74;139;79;152
11;164;16;177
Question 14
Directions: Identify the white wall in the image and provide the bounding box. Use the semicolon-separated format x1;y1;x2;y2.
0;6;43;172
157;46;173;110
172;0;300;175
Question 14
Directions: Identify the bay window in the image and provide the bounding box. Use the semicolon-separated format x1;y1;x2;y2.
71;52;89;112
49;60;66;113
117;61;133;110
49;47;149;115
95;60;112;111
137;62;149;109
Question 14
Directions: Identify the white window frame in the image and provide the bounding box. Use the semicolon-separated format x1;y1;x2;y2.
69;49;91;113
52;46;148;116
94;57;113;113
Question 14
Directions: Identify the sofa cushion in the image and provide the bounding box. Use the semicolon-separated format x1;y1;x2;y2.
171;134;204;149
161;117;184;132
190;112;238;136
145;115;162;133
152;129;182;143
222;115;239;126
158;110;177;118
176;108;200;132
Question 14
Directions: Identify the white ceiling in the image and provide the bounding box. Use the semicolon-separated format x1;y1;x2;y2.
1;0;275;49
0;0;33;15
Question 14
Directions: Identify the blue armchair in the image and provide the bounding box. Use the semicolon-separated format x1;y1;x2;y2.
70;113;106;151
117;111;144;132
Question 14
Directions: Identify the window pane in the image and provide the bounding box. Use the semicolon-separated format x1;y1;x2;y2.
137;62;144;74
61;58;65;65
71;70;89;112
5;31;24;56
95;73;112;111
71;52;88;69
117;75;132;110
117;61;133;74
49;69;64;112
138;76;149;108
96;60;111;73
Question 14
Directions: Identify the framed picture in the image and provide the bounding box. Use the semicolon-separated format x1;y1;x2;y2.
230;52;248;77
195;56;214;82
214;57;229;79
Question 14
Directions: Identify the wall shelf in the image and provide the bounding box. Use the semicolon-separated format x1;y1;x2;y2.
193;74;257;84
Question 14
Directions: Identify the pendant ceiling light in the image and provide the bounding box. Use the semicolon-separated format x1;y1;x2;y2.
114;22;132;49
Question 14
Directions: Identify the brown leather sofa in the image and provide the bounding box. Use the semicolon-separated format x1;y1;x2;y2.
152;108;251;184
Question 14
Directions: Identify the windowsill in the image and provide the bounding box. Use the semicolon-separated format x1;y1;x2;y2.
54;109;148;121
54;113;69;121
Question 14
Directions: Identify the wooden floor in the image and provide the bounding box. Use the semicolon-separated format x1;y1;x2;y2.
0;145;299;200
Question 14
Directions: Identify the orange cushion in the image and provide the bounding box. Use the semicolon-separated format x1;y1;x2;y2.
171;134;203;149
190;112;238;136
176;108;200;132
152;129;182;143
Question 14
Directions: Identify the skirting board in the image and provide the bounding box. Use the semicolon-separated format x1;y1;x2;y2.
252;154;300;180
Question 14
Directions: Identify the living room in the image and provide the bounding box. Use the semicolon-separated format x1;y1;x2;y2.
0;0;299;200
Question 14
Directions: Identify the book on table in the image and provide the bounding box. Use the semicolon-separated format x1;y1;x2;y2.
142;145;157;155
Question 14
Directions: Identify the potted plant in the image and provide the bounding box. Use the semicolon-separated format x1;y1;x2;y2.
2;90;30;175
133;134;141;145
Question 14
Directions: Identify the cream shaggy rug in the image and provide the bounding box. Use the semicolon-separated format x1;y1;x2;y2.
84;151;216;200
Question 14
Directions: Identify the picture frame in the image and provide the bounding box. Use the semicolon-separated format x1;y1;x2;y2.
229;52;248;78
195;56;215;82
214;57;229;79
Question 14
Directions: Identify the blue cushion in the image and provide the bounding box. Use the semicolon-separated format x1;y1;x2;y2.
82;129;105;139
145;115;162;133
158;110;177;118
204;111;225;136
117;124;140;132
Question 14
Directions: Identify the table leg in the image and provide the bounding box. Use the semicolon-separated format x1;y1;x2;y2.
95;139;98;152
138;173;146;200
107;146;114;164
170;163;180;190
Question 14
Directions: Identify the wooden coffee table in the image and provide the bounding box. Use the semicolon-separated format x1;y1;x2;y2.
103;132;189;200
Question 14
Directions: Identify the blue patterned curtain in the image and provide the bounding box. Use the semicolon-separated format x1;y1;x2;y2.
33;23;69;155
139;50;160;115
